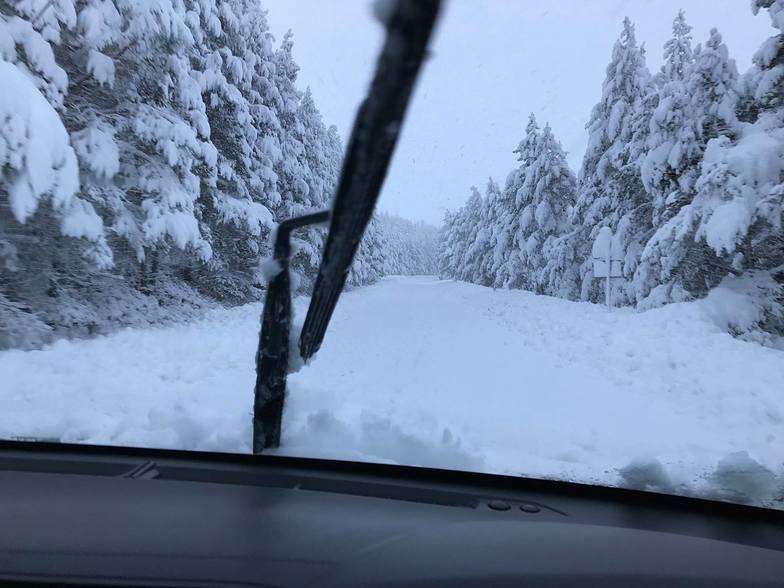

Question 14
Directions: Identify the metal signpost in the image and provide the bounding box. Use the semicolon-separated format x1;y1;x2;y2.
592;226;623;311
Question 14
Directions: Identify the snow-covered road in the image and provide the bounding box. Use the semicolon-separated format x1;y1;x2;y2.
2;276;782;505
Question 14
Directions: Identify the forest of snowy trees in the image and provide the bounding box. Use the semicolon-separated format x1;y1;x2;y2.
0;0;436;350
2;0;781;351
438;2;784;336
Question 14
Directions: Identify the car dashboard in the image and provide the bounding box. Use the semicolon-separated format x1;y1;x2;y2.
0;441;783;587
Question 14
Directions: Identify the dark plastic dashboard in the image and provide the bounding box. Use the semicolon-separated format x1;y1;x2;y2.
1;440;783;587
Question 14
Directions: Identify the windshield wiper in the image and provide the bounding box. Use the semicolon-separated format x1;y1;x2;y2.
253;210;331;452
252;0;441;453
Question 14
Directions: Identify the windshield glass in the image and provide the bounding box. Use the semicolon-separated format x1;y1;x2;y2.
1;0;783;511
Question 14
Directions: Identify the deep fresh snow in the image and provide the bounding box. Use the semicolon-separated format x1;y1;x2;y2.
1;276;782;506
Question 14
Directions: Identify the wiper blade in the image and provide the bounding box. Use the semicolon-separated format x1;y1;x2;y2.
252;0;441;453
298;0;441;361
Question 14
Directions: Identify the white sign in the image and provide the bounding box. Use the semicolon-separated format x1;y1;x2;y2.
592;227;624;310
592;259;623;279
592;227;623;278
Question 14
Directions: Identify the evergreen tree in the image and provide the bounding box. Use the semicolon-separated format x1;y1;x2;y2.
495;113;541;289
436;209;457;279
475;177;502;287
457;187;484;283
661;10;693;82
270;32;331;293
1;0;113;345
569;18;651;304
55;0;219;292
641;11;696;228
635;28;744;304
437;207;468;280
750;0;784;113
526;124;578;295
702;0;783;332
347;215;385;288
288;87;334;292
187;0;279;301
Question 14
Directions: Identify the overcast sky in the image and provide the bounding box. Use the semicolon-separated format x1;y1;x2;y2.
264;1;774;224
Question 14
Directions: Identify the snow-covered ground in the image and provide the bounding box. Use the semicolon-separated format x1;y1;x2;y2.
1;276;782;507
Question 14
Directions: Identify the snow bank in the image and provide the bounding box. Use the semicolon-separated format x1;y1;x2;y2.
0;274;214;351
698;271;784;346
1;277;782;508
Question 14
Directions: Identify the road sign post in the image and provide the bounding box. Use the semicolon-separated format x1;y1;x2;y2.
592;227;623;311
606;238;611;310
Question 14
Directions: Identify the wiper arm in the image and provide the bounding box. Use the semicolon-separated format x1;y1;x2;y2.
253;211;330;452
253;0;441;453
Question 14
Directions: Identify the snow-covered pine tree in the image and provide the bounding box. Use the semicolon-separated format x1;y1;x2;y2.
376;213;438;276
661;10;693;82
50;0;219;299
0;0;110;267
288;87;335;292
475;177;502;287
635;3;781;332
324;124;344;190
635;28;744;305
540;228;581;299
695;0;783;334
298;89;332;210
436;209;457;279
526;124;578;295
568;18;651;304
184;0;278;302
457;187;485;283
495;113;541;290
437;205;471;281
270;30;315;293
489;118;578;295
750;0;784;114
485;180;514;288
0;0;117;345
640;11;696;229
241;0;287;222
451;197;476;281
347;214;386;287
378;214;404;276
